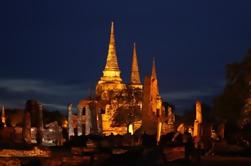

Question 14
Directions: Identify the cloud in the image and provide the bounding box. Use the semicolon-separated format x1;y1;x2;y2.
0;79;84;96
43;103;67;111
162;90;214;101
161;86;223;114
0;78;88;111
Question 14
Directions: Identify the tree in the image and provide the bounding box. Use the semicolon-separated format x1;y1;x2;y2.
112;105;141;127
213;49;251;131
111;88;142;127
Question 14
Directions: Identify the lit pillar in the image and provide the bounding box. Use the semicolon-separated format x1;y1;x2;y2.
67;104;74;139
1;105;6;127
77;106;83;136
193;100;202;137
156;108;162;145
193;100;203;148
157;121;162;144
85;105;92;135
96;108;103;134
167;106;175;133
23;111;31;144
128;123;134;135
37;103;44;144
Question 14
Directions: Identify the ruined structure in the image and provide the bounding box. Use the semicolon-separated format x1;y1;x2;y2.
43;121;64;146
23;111;31;144
193;100;203;137
21;100;45;144
141;59;163;143
1;106;6;127
162;106;175;134
66;22;167;137
67;104;74;139
95;22;143;135
77;106;83;136
37;103;44;144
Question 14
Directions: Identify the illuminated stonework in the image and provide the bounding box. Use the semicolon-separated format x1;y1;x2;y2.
96;22;126;98
1;106;6;127
193;100;202;137
78;22;168;136
142;59;163;138
95;22;138;135
129;43;143;90
162;106;175;135
67;104;74;139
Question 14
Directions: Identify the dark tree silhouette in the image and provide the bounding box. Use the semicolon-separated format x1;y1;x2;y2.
213;49;251;134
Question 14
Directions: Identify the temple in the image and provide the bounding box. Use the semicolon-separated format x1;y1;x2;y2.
69;22;169;137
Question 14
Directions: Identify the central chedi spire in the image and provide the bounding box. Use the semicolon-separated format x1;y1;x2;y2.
100;22;123;82
104;22;119;71
96;22;126;97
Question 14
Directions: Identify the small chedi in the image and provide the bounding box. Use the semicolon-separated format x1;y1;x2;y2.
67;22;173;138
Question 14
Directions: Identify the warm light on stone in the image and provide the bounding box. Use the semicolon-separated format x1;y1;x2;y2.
193;100;202;138
128;124;134;135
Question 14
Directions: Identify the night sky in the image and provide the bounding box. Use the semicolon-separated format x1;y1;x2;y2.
1;0;251;114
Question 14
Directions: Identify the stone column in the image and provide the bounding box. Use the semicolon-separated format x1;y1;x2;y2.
37;103;43;144
67;104;74;139
85;105;92;135
193;100;203;148
1;106;6;127
167;106;175;133
77;106;83;136
96;108;103;134
23;111;31;144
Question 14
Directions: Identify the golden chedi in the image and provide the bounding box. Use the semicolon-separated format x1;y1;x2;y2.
96;22;126;100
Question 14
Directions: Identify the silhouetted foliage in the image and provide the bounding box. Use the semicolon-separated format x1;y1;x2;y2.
112;105;141;127
213;49;251;135
111;88;142;127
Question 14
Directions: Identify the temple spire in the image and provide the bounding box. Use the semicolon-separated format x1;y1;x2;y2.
151;57;157;79
151;57;159;94
130;43;141;84
104;21;119;71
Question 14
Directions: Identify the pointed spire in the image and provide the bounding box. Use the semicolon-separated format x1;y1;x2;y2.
151;57;157;79
151;57;160;96
130;42;141;84
104;21;120;71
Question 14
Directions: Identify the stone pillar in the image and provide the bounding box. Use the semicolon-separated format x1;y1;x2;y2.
1;105;6;127
37;103;43;144
38;104;44;129
23;111;31;144
128;123;134;135
77;106;83;136
67;104;74;139
156;121;162;144
167;106;175;133
85;105;92;135
193;120;200;137
142;76;157;135
96;108;103;134
193;100;203;139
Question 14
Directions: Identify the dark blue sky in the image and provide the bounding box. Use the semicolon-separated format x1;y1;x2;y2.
1;0;251;114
